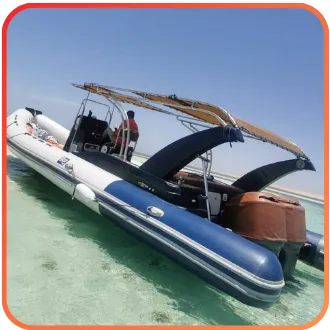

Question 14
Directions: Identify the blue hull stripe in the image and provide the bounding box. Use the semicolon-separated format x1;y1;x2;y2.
99;204;275;308
96;193;281;297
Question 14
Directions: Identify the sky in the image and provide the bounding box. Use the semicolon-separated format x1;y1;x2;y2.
6;7;325;195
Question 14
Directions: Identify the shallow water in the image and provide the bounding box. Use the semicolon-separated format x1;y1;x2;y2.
6;154;324;325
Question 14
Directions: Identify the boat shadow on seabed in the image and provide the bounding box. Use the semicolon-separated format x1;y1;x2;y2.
6;155;324;325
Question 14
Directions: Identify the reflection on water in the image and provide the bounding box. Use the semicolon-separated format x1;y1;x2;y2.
6;154;324;325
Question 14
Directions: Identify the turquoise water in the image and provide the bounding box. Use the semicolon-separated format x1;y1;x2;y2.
6;154;324;325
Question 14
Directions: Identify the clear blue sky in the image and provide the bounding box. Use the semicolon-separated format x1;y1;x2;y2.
7;7;325;195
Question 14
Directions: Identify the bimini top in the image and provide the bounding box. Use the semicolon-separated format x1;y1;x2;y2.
72;82;309;160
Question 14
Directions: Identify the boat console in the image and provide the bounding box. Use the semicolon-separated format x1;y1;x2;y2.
64;109;138;161
64;115;109;152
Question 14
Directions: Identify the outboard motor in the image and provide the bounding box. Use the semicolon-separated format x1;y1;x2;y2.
299;230;324;271
276;195;306;279
222;192;307;279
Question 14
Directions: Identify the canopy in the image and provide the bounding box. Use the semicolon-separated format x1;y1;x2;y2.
72;83;309;160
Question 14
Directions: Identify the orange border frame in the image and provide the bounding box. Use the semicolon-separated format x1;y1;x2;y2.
2;3;329;330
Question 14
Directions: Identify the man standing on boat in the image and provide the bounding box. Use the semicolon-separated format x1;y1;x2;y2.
113;110;139;155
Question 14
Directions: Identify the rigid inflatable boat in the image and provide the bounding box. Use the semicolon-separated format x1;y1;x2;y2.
6;83;324;308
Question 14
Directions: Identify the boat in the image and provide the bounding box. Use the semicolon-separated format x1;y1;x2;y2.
6;82;324;308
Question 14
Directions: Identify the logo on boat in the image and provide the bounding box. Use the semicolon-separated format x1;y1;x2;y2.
137;181;149;189
57;157;70;166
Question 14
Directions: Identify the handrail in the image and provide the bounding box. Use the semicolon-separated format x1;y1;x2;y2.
80;98;112;123
69;91;130;161
69;92;90;152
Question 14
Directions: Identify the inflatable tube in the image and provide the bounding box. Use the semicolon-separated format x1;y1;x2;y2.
7;108;285;308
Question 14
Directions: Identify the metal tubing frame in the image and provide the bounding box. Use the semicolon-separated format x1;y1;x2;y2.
72;83;131;160
82;84;228;127
182;122;212;175
69;95;115;152
176;115;213;128
73;83;308;160
136;96;228;126
100;84;238;127
178;116;213;177
72;84;238;164
201;158;212;221
179;115;214;218
69;92;90;152
81;98;112;123
105;105;116;126
71;86;221;180
103;96;131;161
